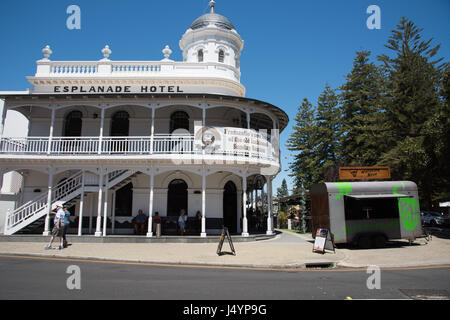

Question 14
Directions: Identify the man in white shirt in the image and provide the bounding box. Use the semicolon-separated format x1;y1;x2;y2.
44;205;65;250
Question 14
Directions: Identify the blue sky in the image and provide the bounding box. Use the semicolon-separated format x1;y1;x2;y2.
0;0;449;193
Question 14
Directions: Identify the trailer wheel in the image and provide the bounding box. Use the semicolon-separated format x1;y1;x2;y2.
357;235;372;249
372;234;387;248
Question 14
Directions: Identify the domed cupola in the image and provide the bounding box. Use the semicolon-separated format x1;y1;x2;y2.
190;1;235;31
179;0;244;71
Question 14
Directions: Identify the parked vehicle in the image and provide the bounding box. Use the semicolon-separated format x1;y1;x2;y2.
310;181;423;249
421;211;450;227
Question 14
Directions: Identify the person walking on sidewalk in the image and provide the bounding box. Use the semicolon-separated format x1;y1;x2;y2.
44;205;65;250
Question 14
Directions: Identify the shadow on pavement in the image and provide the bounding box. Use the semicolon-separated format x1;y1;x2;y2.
335;240;423;251
423;226;450;240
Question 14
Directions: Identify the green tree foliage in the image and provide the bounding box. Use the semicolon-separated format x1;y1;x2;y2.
276;178;289;213
315;84;341;181
286;98;318;190
287;85;341;189
276;178;289;199
377;17;448;207
339;50;387;166
287;17;449;208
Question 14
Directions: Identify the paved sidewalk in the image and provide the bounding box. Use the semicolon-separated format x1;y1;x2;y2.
0;230;449;269
285;230;450;268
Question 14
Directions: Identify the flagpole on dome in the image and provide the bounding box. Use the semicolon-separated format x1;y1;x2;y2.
209;0;215;13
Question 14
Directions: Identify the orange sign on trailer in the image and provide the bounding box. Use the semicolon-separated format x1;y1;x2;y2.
339;166;391;180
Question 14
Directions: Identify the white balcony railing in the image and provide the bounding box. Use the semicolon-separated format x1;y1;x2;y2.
35;60;240;83
0;135;277;162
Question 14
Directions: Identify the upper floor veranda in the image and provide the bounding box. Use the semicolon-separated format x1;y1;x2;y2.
0;92;288;171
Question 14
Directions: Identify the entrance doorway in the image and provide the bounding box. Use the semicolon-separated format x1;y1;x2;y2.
110;111;130;136
110;111;130;152
223;181;237;233
167;179;188;217
115;182;133;217
64;111;82;137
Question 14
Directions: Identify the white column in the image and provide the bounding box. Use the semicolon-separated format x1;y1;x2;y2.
102;184;109;236
242;175;249;236
266;175;274;235
201;170;206;237
0;169;4;193
95;169;104;237
47;107;55;155
89;194;93;234
236;192;241;234
77;171;85;236
150;107;155;154
246;112;250;129
202;107;206;127
0;101;8;139
261;185;265;214
202;107;206;156
111;191;116;234
98;108;105;154
43;169;54;236
146;171;154;237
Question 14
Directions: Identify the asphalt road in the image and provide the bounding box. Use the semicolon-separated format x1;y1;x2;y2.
0;255;449;301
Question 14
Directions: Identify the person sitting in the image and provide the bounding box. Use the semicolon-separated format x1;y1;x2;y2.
195;211;202;234
133;209;148;235
178;209;187;235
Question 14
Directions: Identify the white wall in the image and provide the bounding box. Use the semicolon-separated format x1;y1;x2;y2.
0;101;29;233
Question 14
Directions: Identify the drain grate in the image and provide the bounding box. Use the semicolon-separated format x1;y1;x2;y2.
305;262;334;269
399;289;450;300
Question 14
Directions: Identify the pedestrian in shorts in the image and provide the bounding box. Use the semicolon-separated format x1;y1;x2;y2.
44;205;65;250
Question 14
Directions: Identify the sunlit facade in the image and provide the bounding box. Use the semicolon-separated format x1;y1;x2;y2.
0;1;288;237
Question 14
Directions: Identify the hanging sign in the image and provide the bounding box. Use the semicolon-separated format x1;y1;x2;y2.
194;125;274;159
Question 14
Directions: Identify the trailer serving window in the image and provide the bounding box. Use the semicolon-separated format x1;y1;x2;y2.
344;194;410;220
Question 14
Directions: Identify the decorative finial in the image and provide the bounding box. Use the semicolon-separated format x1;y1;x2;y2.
209;0;215;13
101;45;112;60
42;45;52;60
162;45;172;60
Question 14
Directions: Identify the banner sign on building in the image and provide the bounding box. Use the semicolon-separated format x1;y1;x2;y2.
194;124;277;160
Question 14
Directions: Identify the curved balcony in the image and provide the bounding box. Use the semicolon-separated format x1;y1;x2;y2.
0;135;279;167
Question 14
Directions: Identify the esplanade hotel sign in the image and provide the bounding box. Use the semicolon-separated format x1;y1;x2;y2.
0;1;288;238
51;85;185;94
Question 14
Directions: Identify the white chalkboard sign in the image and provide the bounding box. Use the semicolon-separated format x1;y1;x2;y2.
313;228;335;254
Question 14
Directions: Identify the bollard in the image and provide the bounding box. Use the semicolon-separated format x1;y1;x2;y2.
156;223;161;237
288;219;292;230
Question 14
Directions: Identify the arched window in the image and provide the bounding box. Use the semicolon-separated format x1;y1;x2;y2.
167;179;188;217
250;113;274;131
198;49;204;62
170;111;190;133
218;49;225;63
223;181;237;233
64;110;82;137
110;111;130;136
115;182;133;217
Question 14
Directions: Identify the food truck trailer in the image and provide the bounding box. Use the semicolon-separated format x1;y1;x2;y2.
310;181;423;248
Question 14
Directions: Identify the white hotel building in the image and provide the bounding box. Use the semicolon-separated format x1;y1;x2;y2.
0;1;288;237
